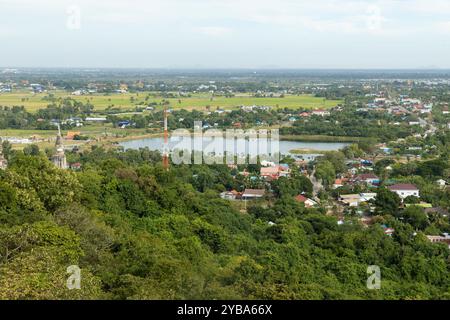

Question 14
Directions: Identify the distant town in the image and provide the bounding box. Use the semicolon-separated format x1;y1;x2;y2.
0;68;449;300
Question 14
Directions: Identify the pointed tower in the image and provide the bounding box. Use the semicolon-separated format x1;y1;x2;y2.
0;138;8;170
51;124;68;169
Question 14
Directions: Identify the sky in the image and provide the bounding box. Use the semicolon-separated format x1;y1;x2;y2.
1;0;450;69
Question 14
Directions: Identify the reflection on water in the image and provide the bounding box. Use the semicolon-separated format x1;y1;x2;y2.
119;136;349;156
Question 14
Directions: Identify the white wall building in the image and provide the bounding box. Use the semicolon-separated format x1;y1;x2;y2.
388;184;419;199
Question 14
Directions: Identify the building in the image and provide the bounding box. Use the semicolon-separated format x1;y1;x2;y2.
339;193;376;207
260;166;279;179
311;109;330;117
241;189;265;200
294;154;324;163
0;138;7;170
354;173;380;186
381;225;395;236
69;162;82;170
388;183;419;199
294;194;317;208
426;234;450;248
66;131;81;140
333;178;345;189
220;190;240;200
278;164;290;177
51;125;68;169
85;117;107;122
260;164;290;180
339;194;363;207
260;160;276;167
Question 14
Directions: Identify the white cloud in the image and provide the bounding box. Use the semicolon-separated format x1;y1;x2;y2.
1;0;450;67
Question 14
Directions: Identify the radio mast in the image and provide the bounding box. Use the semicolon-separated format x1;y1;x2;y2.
162;105;169;170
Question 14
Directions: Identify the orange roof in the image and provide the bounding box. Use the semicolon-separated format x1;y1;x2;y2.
66;131;81;139
295;194;308;202
261;167;279;175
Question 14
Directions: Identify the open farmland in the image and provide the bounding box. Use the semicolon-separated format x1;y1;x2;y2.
0;91;342;112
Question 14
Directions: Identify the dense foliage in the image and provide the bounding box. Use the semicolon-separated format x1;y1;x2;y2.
1;147;449;300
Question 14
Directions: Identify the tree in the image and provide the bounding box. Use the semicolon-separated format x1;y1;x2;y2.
271;175;313;198
322;151;346;174
1;140;12;159
374;187;401;215
23;144;40;156
404;195;420;204
315;160;335;188
401;206;428;230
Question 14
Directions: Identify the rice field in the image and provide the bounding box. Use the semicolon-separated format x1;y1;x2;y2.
0;91;342;112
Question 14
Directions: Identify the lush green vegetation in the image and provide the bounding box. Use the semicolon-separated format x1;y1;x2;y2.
280;107;424;142
0;146;449;300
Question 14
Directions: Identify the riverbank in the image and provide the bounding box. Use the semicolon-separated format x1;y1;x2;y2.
2;126;363;152
280;135;372;143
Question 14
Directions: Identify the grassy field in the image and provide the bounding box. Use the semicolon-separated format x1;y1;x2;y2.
0;91;342;112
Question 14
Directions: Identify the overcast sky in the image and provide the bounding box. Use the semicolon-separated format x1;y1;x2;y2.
1;0;450;69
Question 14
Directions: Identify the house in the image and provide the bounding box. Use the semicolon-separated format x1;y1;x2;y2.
388;183;420;199
260;164;290;180
381;225;395;236
426;234;450;248
333;178;347;189
260;166;280;179
278;164;290;177
294;194;317;208
241;189;265;200
85;117;107;122
354;173;380;186
339;193;376;207
261;160;276;167
295;154;324;163
69;162;82;170
66;131;81;140
339;194;362;207
311;109;330;117
220;190;240;200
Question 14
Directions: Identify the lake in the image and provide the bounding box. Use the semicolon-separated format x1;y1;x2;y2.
119;136;349;157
